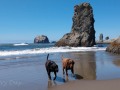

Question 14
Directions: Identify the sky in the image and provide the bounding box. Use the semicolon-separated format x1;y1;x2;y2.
0;0;120;43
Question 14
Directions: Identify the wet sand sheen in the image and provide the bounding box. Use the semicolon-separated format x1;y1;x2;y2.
0;51;120;90
49;79;120;90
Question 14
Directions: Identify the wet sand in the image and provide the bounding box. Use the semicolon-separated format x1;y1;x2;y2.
49;79;120;90
0;53;76;90
0;51;120;90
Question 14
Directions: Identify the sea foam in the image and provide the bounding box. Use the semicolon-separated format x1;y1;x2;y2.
13;43;28;46
0;46;106;56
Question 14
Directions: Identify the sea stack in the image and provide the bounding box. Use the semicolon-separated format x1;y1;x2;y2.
106;37;120;54
34;35;49;43
55;3;96;47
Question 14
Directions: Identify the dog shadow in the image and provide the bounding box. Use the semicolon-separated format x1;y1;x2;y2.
74;74;83;80
55;75;69;83
56;74;83;83
48;76;67;88
48;74;83;87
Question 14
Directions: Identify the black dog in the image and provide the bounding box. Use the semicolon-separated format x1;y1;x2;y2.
45;54;58;80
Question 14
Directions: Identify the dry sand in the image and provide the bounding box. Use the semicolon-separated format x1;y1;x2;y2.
49;79;120;90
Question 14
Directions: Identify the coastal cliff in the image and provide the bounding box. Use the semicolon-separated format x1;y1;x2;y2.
55;3;96;47
106;37;120;54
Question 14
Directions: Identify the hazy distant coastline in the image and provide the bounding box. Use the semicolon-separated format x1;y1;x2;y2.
96;39;115;44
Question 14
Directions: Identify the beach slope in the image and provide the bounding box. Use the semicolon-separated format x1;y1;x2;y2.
49;79;120;90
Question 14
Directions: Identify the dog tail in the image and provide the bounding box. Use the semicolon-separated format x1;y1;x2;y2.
61;55;64;60
47;54;49;60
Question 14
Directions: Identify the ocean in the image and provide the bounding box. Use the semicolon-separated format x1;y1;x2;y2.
0;43;107;57
0;43;120;90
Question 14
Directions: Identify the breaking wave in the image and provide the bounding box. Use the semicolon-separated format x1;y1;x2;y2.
13;43;29;46
0;46;106;56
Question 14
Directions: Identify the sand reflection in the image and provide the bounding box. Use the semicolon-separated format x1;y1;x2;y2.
72;52;96;80
113;59;120;67
48;80;57;88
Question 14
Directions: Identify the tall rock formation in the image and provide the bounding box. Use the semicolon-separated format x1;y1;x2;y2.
34;35;49;43
55;3;96;47
99;33;103;42
106;37;120;54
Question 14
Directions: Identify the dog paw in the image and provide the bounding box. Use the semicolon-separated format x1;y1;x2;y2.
48;78;52;81
53;77;56;80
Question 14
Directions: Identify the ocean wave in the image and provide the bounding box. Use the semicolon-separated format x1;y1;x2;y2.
13;43;29;46
0;46;106;56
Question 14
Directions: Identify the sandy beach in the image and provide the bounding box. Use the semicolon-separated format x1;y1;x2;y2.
49;79;120;90
0;51;120;90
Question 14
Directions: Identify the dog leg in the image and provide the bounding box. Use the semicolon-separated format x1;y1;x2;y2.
53;71;56;80
65;68;68;76
71;67;74;74
63;68;65;75
48;71;51;80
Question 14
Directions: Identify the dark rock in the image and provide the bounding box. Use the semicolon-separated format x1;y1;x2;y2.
106;37;120;54
99;33;103;42
34;35;49;43
55;3;96;47
105;36;109;40
51;41;56;43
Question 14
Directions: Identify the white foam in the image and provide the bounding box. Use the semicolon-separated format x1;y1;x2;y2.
13;43;28;46
0;46;106;56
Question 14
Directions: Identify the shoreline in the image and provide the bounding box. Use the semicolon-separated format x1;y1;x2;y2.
49;79;120;90
1;51;120;90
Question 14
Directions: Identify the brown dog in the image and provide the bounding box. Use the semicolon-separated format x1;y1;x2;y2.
62;55;75;76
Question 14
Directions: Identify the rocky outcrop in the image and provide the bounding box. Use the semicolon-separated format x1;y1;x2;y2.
106;37;120;54
51;41;56;43
34;35;49;43
99;33;103;42
55;3;96;47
